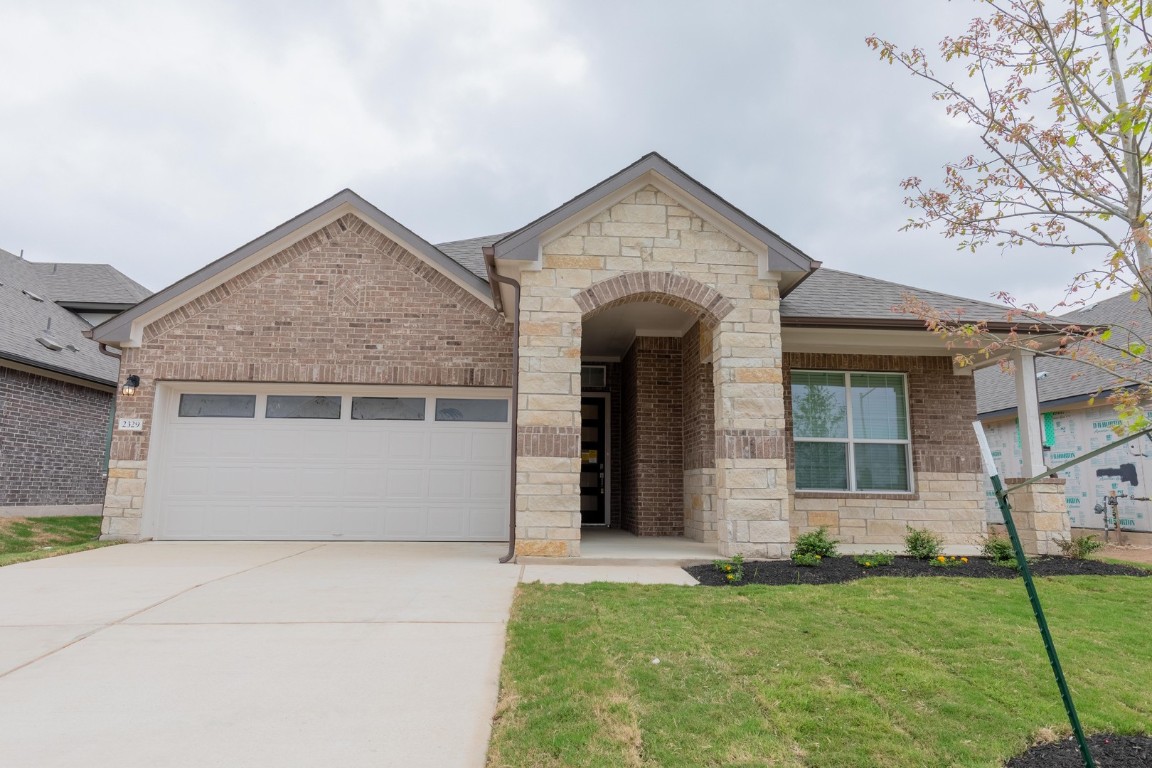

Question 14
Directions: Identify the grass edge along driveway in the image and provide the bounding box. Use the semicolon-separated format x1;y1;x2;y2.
487;576;1152;768
0;516;119;567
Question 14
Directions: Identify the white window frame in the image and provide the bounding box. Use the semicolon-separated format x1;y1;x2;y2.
792;370;914;493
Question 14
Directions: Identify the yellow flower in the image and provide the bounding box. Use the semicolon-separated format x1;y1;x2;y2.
725;565;732;572
937;555;946;562
726;574;735;581
961;557;969;563
865;561;872;567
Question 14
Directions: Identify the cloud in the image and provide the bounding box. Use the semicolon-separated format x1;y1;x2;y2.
0;0;1116;312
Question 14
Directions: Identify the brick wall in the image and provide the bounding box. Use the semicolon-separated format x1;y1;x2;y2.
622;336;683;535
0;365;113;507
782;353;986;551
103;212;513;537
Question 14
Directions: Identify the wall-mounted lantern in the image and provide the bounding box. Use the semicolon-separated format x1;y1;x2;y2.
122;375;141;396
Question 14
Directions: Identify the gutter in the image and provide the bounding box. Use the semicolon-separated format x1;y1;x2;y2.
780;315;1072;334
0;350;116;388
485;246;520;564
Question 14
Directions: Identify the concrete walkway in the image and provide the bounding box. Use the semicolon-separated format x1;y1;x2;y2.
0;542;521;768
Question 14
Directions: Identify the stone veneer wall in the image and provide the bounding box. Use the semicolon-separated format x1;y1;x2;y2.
103;212;513;539
1004;478;1070;556
682;321;717;542
518;183;787;558
0;366;114;508
783;353;986;551
621;336;683;536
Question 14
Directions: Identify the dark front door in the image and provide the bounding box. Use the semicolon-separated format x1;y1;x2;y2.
580;397;607;525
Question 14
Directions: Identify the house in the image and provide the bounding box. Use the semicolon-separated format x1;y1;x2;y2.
976;292;1152;536
0;248;150;516
91;152;1060;557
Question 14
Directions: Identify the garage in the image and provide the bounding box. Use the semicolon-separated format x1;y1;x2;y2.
151;385;511;541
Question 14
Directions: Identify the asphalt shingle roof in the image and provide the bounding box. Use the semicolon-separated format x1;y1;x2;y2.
28;261;151;306
434;233;510;281
780;268;1015;323
0;249;126;384
975;292;1152;415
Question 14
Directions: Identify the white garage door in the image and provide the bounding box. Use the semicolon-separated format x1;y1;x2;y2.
154;387;511;541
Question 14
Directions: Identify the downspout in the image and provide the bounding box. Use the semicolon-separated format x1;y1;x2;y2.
485;246;520;564
96;342;122;476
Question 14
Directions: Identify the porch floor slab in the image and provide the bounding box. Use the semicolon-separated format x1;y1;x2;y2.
520;565;699;585
518;529;716;567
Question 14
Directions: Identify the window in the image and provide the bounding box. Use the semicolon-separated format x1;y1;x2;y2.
179;394;256;418
351;397;426;421
434;398;508;422
791;371;911;492
265;395;341;419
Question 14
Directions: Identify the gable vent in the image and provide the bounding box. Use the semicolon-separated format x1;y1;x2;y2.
581;365;607;389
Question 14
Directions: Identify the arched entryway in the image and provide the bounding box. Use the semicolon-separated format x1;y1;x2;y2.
575;273;732;545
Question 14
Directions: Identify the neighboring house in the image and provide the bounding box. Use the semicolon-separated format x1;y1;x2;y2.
0;249;151;515
976;293;1152;533
92;152;1047;556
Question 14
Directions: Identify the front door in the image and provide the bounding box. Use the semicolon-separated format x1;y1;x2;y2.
580;397;608;525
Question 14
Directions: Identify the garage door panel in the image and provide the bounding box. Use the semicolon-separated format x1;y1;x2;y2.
157;387;509;541
387;431;429;460
427;469;467;499
384;468;424;498
426;507;465;536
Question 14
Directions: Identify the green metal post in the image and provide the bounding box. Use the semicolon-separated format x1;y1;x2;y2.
974;419;1095;768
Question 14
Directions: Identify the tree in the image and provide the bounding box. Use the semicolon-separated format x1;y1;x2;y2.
867;0;1152;430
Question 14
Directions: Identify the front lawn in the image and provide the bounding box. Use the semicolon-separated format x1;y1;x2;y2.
0;516;116;566
488;577;1152;768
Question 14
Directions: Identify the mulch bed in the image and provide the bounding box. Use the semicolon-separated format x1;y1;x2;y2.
686;556;1151;587
1005;733;1152;766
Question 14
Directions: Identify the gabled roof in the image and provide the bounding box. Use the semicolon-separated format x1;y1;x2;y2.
436;232;511;281
490;152;816;284
781;268;1019;327
28;262;150;307
976;292;1151;416
93;189;493;346
0;249;120;385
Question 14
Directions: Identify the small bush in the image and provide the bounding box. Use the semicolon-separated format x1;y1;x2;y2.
793;527;839;559
853;552;895;568
980;531;1017;566
1055;534;1104;560
712;554;745;583
791;552;823;567
905;527;944;560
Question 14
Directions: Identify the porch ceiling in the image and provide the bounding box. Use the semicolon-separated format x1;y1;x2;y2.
582;302;698;358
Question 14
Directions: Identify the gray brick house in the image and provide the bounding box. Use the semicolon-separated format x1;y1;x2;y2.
91;153;1057;557
0;249;150;515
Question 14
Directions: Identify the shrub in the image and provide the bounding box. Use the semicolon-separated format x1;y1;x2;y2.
712;554;745;583
980;531;1016;566
791;552;823;567
853;552;895;568
1055;534;1104;560
793;527;839;559
905;527;944;560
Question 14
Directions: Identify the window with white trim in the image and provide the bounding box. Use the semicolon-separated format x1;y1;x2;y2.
790;371;911;492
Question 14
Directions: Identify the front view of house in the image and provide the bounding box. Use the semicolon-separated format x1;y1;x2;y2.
94;153;1031;557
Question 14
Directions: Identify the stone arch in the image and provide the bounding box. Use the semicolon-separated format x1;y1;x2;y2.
574;272;735;326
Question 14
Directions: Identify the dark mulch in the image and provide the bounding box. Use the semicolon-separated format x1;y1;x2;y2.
1005;733;1152;767
686;555;1151;587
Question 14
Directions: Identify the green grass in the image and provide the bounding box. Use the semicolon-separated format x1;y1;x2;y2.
487;577;1152;768
0;516;118;567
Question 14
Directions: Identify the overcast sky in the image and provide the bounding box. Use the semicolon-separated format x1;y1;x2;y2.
0;0;1106;311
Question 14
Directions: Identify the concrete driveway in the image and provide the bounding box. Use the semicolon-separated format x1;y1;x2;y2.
0;542;520;768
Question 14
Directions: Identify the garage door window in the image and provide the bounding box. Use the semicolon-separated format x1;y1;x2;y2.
178;394;257;418
351;397;426;421
266;395;341;419
435;398;508;422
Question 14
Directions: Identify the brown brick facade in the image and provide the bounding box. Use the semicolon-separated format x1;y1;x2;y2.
622;336;684;536
110;213;513;464
0;366;113;508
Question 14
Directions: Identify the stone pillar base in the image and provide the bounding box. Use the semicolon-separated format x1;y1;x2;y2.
1004;478;1069;556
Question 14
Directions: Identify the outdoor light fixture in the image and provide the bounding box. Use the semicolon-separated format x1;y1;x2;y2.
122;375;140;396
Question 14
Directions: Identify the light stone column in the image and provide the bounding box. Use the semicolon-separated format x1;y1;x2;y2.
1013;349;1047;475
712;283;789;558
